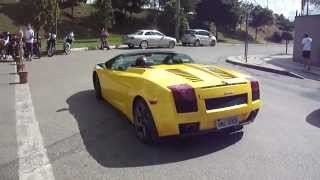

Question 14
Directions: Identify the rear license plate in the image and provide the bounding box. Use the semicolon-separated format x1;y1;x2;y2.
216;116;239;130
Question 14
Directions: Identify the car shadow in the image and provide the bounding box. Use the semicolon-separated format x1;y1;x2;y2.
306;109;320;128
66;90;244;168
267;58;320;81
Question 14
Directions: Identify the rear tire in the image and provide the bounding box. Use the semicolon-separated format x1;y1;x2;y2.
210;40;216;47
194;40;200;47
128;44;134;49
48;45;54;57
93;72;102;100
133;98;158;144
168;41;175;48
64;43;71;55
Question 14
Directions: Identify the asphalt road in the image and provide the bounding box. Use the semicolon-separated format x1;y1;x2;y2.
1;43;320;180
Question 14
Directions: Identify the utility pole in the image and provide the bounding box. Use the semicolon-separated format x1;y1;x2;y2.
55;0;58;35
307;0;309;15
244;12;249;63
175;0;180;41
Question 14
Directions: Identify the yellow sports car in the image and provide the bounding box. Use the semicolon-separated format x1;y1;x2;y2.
93;51;261;144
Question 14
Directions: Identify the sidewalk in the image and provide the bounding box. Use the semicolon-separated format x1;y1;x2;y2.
226;54;320;81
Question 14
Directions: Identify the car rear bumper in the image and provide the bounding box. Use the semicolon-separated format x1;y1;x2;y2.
181;37;195;44
123;39;140;46
153;99;261;137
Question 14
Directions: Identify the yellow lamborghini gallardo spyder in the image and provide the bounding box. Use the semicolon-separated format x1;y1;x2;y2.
93;51;261;144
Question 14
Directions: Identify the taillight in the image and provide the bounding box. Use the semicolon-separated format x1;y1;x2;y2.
168;84;198;113
250;80;260;101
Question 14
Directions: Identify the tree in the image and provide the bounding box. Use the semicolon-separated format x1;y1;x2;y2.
59;0;87;17
250;5;274;41
43;0;60;33
112;0;148;16
157;0;189;36
95;0;113;29
275;14;294;32
195;0;242;40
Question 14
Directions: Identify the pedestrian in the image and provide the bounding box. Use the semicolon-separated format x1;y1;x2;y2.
100;27;110;50
24;24;34;61
302;33;312;71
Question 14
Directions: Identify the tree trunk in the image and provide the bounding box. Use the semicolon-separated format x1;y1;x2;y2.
215;28;219;42
285;40;288;54
255;28;258;41
72;6;74;18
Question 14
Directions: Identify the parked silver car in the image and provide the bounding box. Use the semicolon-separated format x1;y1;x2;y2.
123;30;177;49
182;29;217;47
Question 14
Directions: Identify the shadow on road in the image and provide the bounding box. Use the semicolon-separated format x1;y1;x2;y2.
306;109;320;128
67;90;243;168
268;58;320;81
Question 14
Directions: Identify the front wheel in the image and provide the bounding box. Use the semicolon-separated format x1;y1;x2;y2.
64;43;71;55
93;72;102;100
140;41;148;49
133;98;158;144
128;44;134;49
48;45;54;57
194;40;200;47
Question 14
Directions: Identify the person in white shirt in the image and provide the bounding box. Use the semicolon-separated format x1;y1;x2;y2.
24;24;34;61
301;33;312;71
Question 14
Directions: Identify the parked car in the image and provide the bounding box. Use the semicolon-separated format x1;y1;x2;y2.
93;51;261;144
182;29;217;47
123;30;177;49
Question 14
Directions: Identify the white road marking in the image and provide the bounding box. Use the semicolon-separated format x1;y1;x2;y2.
14;64;55;180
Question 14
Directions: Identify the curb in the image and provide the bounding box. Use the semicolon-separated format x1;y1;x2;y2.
71;45;125;52
226;58;304;79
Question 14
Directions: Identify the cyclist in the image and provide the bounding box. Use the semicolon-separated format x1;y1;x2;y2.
47;31;57;51
64;31;74;46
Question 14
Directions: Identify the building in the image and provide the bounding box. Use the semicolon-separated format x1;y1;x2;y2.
293;15;320;66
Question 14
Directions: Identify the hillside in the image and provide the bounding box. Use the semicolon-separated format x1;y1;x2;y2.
0;1;287;43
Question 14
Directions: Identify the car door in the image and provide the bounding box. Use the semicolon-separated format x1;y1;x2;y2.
144;31;155;46
199;31;210;45
153;32;166;47
203;31;211;46
100;56;132;111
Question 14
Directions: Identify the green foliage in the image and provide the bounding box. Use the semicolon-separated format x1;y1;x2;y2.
112;0;148;15
250;5;274;28
95;0;113;29
270;31;282;43
180;14;189;35
275;14;294;32
250;5;273;40
195;0;242;30
21;0;60;33
157;0;189;36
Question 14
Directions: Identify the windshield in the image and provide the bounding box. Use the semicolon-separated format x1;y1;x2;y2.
107;52;194;70
185;30;196;35
134;31;144;35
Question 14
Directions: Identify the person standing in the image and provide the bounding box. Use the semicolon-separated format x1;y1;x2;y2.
100;27;110;50
24;24;34;61
302;33;313;71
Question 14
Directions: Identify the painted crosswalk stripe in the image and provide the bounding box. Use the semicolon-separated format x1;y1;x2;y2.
14;64;55;180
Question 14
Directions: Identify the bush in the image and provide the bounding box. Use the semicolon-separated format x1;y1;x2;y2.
281;31;293;41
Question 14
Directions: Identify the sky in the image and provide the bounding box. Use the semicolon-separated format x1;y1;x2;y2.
247;0;301;20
